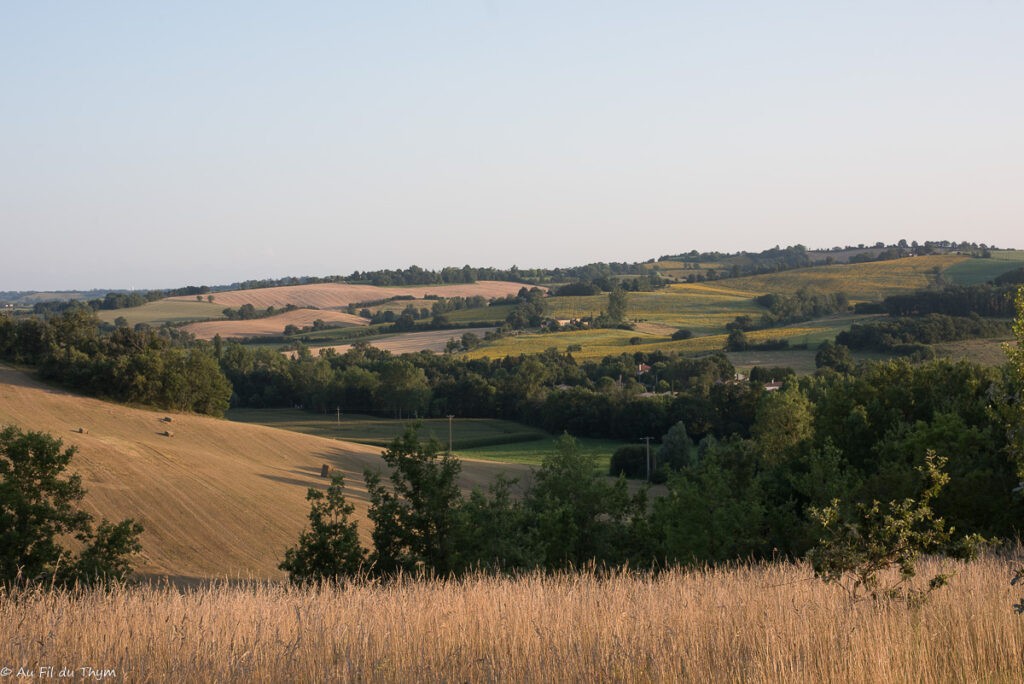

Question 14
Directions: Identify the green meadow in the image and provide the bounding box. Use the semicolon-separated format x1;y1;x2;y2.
226;408;548;450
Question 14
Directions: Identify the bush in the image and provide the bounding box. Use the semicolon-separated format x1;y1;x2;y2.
609;445;649;479
807;451;981;604
671;329;693;340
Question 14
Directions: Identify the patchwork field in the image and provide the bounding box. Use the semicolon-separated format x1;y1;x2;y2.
183;308;367;340
0;364;530;579
167;281;534;310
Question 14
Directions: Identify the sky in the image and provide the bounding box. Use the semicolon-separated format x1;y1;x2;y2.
2;1;1022;291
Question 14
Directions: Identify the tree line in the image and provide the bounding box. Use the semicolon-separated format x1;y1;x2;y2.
281;349;1022;581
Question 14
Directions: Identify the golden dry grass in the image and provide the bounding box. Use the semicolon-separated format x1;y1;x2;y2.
0;365;530;580
2;557;1021;682
166;281;534;310
182;308;367;340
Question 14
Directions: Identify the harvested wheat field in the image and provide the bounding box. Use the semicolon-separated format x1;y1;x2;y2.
0;365;529;580
298;327;498;357
3;557;1022;682
168;281;536;310
183;308;367;340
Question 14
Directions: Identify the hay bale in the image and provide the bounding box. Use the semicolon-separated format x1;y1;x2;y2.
162;430;174;437
320;464;332;478
77;427;88;434
161;416;173;423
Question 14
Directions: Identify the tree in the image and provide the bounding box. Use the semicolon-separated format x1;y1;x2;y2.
607;286;628;323
377;360;431;418
526;434;648;568
364;427;463;575
0;426;142;585
657;420;696;470
751;385;814;465
1006;287;1024;480
815;341;855;373
280;474;366;584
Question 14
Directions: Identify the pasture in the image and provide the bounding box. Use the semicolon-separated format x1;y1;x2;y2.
458;435;625;468
940;250;1024;285
5;556;1022;681
226;408;546;450
95;299;224;327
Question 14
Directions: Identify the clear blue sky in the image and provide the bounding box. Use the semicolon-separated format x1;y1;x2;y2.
2;2;1022;290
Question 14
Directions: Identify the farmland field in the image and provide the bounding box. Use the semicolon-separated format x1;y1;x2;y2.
226;408;546;449
932;337;1016;366
95;299;224;326
713;254;965;302
940;250;1024;285
0;363;530;579
300;327;498;356
166;281;535;310
6;556;1021;682
183;308;367;340
441;303;515;323
458;435;626;468
466;314;875;361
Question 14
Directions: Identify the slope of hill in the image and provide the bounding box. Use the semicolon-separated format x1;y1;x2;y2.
712;254;965;302
183;308;367;340
0;364;529;580
167;281;535;310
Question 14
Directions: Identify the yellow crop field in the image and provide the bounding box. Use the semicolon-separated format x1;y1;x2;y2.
465;328;647;360
713;255;966;302
4;557;1021;681
0;364;530;579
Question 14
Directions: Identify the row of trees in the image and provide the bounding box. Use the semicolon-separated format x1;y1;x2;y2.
0;308;231;416
837;314;1010;353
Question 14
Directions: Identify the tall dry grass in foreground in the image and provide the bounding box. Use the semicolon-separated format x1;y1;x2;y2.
2;556;1022;683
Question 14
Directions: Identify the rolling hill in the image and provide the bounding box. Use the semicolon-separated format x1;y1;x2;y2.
183;308;367;340
167;281;536;310
0;364;530;580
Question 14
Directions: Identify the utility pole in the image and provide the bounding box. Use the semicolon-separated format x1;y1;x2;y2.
641;436;652;481
447;415;455;455
336;406;341;428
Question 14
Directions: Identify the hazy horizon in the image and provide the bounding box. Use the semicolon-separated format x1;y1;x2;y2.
3;2;1022;291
